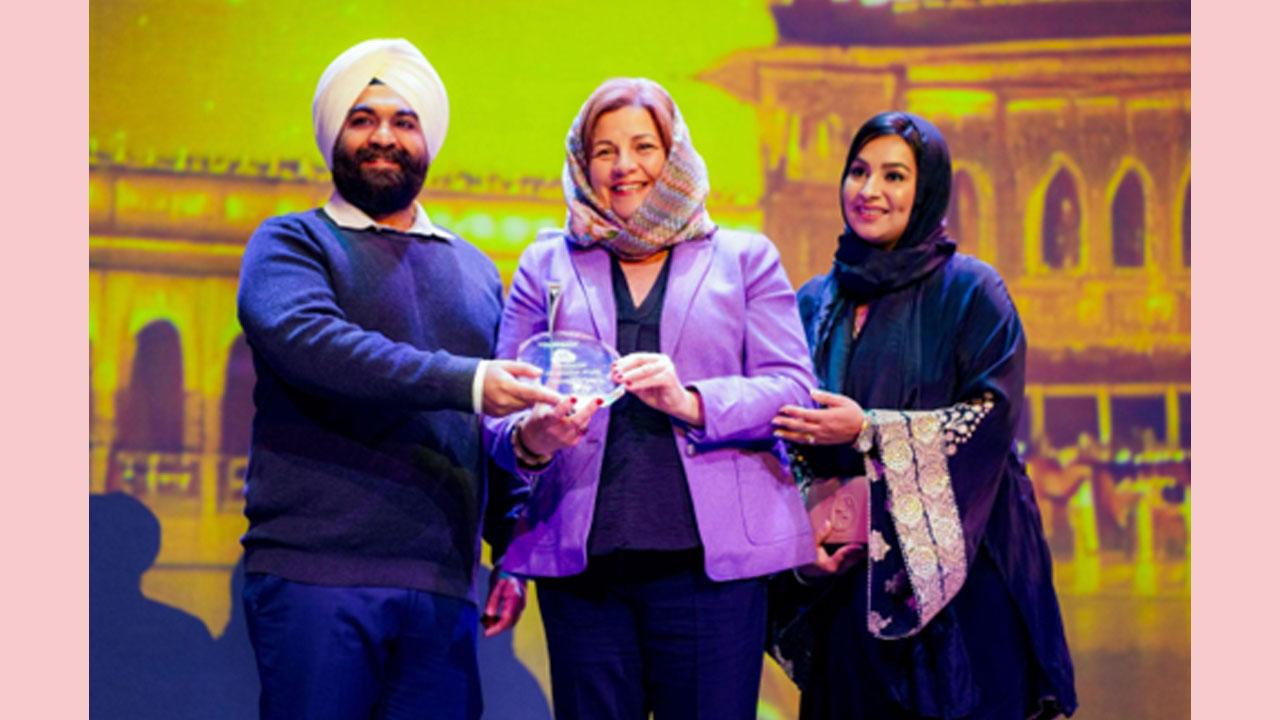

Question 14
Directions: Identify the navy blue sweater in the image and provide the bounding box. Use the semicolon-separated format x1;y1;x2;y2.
236;208;517;603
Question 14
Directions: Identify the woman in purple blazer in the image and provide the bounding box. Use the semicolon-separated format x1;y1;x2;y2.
488;78;816;720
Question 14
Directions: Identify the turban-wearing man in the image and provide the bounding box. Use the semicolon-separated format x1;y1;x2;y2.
236;39;558;720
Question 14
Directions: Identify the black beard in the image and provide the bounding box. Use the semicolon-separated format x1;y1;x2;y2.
331;143;428;218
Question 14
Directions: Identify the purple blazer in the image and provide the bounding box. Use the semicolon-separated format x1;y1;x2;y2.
489;229;818;581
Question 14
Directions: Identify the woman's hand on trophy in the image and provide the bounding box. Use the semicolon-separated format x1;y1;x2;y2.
612;353;704;426
773;389;866;446
517;394;602;458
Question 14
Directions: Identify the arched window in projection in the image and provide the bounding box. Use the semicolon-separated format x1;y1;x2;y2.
220;336;255;509
112;321;193;499
117;322;184;451
1181;182;1191;268
946;170;979;254
1041;169;1081;270
1111;171;1146;268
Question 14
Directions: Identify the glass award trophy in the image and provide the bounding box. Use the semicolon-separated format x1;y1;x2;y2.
516;330;624;406
514;281;624;406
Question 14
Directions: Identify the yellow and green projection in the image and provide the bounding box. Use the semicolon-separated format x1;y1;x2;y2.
91;2;1191;717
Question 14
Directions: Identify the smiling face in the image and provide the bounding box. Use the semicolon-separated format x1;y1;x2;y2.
587;105;668;221
331;83;429;217
842;134;918;249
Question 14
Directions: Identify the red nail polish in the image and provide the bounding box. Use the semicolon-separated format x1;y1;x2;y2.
570;397;578;404
596;397;604;405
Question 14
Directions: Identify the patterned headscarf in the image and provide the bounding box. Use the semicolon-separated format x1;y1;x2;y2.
561;79;716;260
312;38;449;170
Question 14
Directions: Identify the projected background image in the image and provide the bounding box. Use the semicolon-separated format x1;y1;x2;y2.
90;2;1190;718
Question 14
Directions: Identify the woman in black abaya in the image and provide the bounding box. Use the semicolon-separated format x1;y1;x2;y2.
771;112;1077;720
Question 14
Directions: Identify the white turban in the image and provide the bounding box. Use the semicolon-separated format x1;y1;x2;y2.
312;38;449;170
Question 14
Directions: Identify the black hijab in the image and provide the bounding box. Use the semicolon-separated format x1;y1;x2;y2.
809;112;959;411
832;112;956;304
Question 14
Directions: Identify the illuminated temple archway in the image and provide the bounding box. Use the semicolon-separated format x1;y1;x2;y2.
1109;165;1151;269
115;321;184;453
111;321;193;503
1040;167;1083;271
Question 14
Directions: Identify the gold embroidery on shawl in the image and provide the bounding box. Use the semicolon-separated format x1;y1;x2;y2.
882;438;913;473
860;395;994;638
